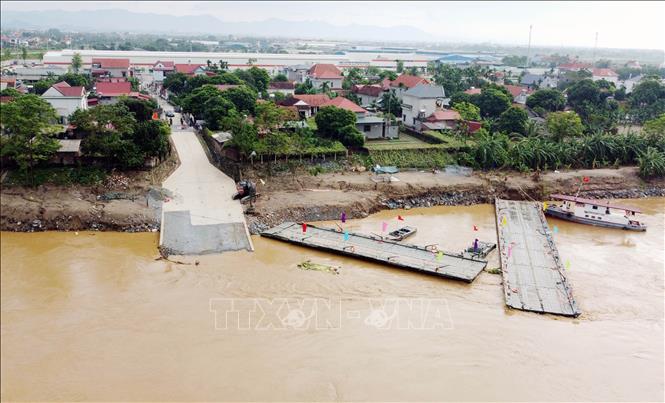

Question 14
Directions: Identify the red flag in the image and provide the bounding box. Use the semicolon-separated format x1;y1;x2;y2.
302;223;307;233
152;111;159;120
397;215;404;221
583;176;590;183
473;225;478;231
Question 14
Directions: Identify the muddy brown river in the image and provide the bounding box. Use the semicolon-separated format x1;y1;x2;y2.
1;199;663;401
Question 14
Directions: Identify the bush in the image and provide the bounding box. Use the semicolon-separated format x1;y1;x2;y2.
637;147;665;178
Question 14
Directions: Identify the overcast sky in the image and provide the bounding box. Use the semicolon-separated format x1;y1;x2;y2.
2;1;664;50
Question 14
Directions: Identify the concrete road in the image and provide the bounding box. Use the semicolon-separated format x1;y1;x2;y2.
159;129;253;254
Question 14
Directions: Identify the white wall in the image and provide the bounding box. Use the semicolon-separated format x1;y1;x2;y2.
401;95;436;128
42;92;87;123
310;77;343;89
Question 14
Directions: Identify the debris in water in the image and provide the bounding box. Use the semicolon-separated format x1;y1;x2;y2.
297;260;340;275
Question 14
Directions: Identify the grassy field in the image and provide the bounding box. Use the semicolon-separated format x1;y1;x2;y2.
365;132;469;151
5;167;107;186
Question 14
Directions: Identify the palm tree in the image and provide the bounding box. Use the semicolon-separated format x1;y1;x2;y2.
524;120;544;137
320;81;331;94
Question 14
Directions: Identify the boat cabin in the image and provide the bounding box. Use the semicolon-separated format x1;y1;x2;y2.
547;194;646;231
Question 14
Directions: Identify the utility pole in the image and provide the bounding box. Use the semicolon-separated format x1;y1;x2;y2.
525;24;533;71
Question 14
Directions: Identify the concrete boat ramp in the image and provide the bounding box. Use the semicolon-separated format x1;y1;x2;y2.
261;222;488;282
159;130;253;255
495;199;580;317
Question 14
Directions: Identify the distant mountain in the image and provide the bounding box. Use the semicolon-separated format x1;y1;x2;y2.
0;9;437;42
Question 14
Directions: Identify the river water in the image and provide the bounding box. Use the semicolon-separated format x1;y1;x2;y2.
1;199;663;401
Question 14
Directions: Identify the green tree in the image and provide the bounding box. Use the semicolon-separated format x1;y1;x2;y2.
453;101;481;121
526;89;566;112
629;79;665;123
272;73;289;82
380;90;401;116
127;76;140;91
21;46;27;62
220;85;258;114
315;106;362;146
396;60;404;73
57;72;91;89
131;120;170;159
476;88;511;118
295;79;315;94
255;101;288;132
3;47;12;60
0;94;60;184
181;85;223;118
546;111;584;141
71;52;82;73
247;66;271;92
163;72;189;95
229;122;259;156
501;55;527;67
496;106;528;135
32;79;57;95
117;97;158;121
433;65;465;95
203;96;235;130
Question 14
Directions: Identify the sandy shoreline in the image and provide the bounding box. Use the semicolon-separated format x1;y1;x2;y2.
2;162;663;233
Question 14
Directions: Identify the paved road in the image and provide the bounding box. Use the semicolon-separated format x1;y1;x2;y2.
159;128;253;254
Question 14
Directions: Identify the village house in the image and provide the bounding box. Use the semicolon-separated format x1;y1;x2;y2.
41;81;87;124
174;63;207;76
152;60;175;82
90;58;131;78
401;84;448;130
306;64;343;90
591;68;619;86
13;65;69;83
279;94;331;118
558;62;592;72
352;84;384;107
284;64;311;83
621;74;644;94
420;109;462;131
502;84;534;105
268;81;296;96
389;74;430;100
50;139;82;166
94;81;151;105
322;96;398;140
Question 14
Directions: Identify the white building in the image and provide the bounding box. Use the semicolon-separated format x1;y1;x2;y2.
307;64;343;90
152;60;175;82
401;84;448;129
591;68;619;86
41;81;87;123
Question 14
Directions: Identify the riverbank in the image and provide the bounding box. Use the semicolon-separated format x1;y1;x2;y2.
1;162;663;233
0;150;179;232
243;166;665;234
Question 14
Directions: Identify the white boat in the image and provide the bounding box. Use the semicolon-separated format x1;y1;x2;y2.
545;194;647;231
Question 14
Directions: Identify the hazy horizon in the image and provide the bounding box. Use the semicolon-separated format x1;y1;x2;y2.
1;1;664;51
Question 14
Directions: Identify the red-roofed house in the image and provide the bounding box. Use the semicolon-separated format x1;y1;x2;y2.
152;60;175;82
95;81;132;104
268;81;296;96
591;68;619;85
41;81;88;123
352;84;385;106
306;64;343;90
420;109;462;131
464;87;482;95
389;74;430;100
175;64;207;76
91;58;131;78
323;96;367;116
280;94;332;118
502;84;534;105
558;62;592;72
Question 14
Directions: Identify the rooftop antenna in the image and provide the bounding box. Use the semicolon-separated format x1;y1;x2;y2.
525;24;533;71
592;32;598;63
